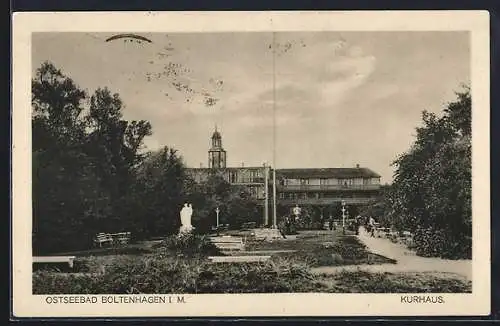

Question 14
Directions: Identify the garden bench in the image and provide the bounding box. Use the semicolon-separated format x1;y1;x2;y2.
94;232;131;247
210;236;245;251
33;256;76;269
94;233;113;247
374;227;389;238
110;232;132;245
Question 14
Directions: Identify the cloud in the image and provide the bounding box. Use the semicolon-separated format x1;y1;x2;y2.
32;32;469;183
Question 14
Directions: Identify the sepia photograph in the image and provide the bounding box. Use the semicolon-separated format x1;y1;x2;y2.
12;11;490;317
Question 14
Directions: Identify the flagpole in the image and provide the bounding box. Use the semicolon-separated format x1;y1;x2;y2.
272;31;277;229
264;164;269;226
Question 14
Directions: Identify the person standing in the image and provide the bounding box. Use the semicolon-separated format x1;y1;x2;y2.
354;216;361;235
368;216;376;237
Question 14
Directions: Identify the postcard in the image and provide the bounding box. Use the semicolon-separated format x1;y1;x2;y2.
12;10;490;317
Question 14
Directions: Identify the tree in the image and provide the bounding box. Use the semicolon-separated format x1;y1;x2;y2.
32;62;154;253
184;173;262;232
359;184;392;227
388;86;472;259
32;62;102;254
133;147;187;237
86;87;152;230
32;62;88;150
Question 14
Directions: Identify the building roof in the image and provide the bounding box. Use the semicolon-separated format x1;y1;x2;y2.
211;124;222;139
187;166;266;172
276;168;381;179
211;130;221;139
187;167;381;178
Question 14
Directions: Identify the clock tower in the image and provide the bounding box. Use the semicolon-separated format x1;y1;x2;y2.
208;125;226;169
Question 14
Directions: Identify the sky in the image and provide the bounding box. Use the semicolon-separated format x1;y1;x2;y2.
32;32;470;183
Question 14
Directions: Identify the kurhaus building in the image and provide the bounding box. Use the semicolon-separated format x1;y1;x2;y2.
187;128;382;223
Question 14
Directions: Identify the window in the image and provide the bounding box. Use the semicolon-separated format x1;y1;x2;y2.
250;170;260;181
320;178;328;185
230;171;237;183
279;193;285;199
300;179;309;185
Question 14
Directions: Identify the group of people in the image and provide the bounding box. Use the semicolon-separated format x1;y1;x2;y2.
364;216;377;237
323;215;377;236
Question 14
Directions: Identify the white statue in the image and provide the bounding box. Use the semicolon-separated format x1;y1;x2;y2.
292;204;302;221
179;203;194;234
293;204;301;216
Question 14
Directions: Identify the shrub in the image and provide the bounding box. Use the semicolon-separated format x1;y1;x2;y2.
331;236;368;261
329;270;471;293
413;227;471;259
33;254;325;294
153;233;222;258
387;233;399;244
276;235;395;267
278;219;298;235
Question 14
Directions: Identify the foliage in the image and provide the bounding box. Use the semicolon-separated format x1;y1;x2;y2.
386;86;472;259
33;255;470;294
183;173;262;233
153;233;222;258
247;231;395;267
412;227;472;259
32;61;266;253
291;207;324;230
133;147;188;238
32;62;177;254
358;185;391;227
278;217;298;235
33;254;322;294
325;270;471;293
292;235;395;267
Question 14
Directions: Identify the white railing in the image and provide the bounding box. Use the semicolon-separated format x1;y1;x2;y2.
277;184;381;191
277;197;377;205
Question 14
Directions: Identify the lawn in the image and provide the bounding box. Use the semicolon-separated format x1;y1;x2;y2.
33;255;471;294
32;230;470;294
317;270;472;293
246;230;396;267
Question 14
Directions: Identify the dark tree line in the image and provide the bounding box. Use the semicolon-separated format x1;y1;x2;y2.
32;62;156;254
32;62;261;255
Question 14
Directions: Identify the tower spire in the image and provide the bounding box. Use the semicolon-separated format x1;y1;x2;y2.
208;124;226;169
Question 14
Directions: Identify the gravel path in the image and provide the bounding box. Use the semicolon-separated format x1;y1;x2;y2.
311;227;472;280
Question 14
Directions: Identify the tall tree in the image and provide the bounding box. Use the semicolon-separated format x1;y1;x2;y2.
32;62;154;253
86;88;152;227
388;87;472;259
133;147;187;237
32;62;101;254
184;173;262;232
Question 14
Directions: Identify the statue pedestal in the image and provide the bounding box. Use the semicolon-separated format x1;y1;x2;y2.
179;225;194;236
252;228;284;241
